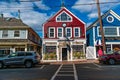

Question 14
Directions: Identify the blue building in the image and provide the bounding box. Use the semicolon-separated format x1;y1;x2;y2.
86;4;120;59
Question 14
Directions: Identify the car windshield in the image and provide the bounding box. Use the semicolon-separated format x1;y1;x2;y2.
9;53;16;57
106;50;115;54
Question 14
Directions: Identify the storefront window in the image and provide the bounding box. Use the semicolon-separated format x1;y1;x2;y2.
113;44;120;51
106;45;111;53
72;45;85;59
44;46;57;60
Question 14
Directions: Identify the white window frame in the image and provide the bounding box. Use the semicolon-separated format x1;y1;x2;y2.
2;30;8;38
98;27;118;37
74;27;80;37
56;11;72;22
49;27;55;38
66;27;72;38
57;27;63;38
14;30;20;37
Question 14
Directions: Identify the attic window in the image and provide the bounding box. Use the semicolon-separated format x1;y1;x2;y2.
107;16;114;23
56;12;72;22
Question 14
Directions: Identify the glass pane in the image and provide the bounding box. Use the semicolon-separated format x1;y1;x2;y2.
2;30;8;37
14;30;20;37
49;28;54;37
104;28;117;35
66;28;71;37
61;13;67;21
56;12;72;22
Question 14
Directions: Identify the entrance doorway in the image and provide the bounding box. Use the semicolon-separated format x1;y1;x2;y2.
62;48;67;60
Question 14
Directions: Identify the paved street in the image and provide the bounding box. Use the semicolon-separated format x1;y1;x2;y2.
1;63;120;80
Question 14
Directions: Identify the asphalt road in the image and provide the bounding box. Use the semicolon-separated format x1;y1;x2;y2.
1;63;120;80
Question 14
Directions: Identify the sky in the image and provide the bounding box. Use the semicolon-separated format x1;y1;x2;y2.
0;0;120;38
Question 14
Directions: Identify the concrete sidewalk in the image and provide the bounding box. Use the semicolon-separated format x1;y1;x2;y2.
40;59;99;65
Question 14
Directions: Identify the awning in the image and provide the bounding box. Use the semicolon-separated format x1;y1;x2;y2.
95;39;102;46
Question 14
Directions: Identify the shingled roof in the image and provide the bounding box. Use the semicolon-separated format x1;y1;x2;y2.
0;15;29;29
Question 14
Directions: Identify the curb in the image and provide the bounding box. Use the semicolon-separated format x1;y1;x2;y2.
40;59;99;65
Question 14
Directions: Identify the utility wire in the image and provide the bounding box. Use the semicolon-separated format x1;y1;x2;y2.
0;1;119;9
19;0;41;2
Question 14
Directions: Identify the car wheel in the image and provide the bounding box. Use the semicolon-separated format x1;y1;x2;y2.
108;59;115;65
25;61;33;68
0;62;3;69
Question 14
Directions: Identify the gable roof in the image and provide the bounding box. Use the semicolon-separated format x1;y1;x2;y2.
0;16;29;29
111;4;120;16
43;7;85;25
87;10;120;30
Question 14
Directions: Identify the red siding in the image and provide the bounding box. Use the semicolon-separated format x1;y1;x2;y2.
43;8;85;39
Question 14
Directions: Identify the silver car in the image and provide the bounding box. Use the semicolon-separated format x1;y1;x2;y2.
0;51;40;68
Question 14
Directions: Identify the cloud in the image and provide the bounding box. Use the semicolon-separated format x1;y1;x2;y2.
87;12;98;19
33;1;50;10
0;0;51;37
72;0;94;12
72;0;119;13
72;0;119;24
21;11;49;31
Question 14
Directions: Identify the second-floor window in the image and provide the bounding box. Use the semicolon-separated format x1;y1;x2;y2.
2;30;8;38
66;28;72;38
104;28;117;36
14;30;20;37
99;27;117;36
74;27;80;37
58;28;63;37
49;27;55;38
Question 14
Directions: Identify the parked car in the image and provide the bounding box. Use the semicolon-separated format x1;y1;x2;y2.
0;51;40;68
99;50;120;65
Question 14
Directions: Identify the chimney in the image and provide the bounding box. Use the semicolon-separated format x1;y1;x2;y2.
18;9;21;19
61;0;65;8
0;14;4;19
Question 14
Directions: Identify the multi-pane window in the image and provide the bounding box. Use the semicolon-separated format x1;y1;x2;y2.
49;28;55;38
2;30;8;38
14;30;20;37
58;28;63;37
74;27;80;37
66;28;72;37
56;12;72;22
104;28;117;36
99;27;117;36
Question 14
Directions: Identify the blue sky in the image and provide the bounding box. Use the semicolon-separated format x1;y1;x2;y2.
0;0;119;37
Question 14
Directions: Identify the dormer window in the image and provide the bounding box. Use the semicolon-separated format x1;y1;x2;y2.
56;11;72;22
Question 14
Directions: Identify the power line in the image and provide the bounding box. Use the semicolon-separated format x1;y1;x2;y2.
19;0;41;2
0;1;119;10
0;0;41;2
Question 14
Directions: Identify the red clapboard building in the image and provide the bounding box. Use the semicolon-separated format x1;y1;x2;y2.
42;6;86;62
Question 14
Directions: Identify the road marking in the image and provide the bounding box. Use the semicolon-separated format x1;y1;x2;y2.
39;65;45;69
51;64;78;80
73;64;78;80
57;74;74;76
92;63;102;68
50;64;63;80
0;65;45;71
59;71;74;72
